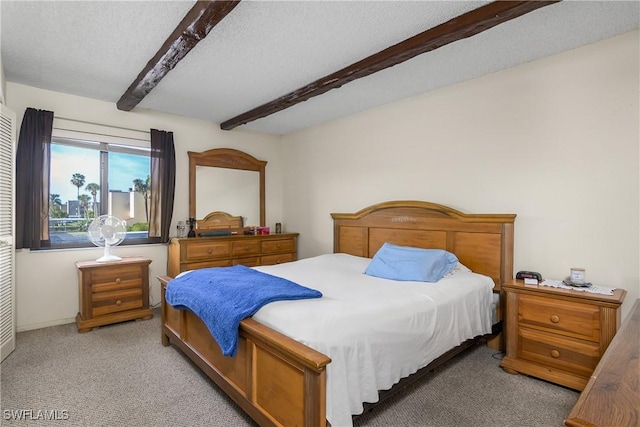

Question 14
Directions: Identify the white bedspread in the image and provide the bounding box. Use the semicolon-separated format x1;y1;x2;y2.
253;253;494;427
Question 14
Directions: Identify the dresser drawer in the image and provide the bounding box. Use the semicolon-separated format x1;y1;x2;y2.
518;294;600;341
518;328;600;378
184;259;231;271
261;252;296;266
92;288;143;317
232;257;260;267
232;240;261;257
261;239;295;254
186;241;231;261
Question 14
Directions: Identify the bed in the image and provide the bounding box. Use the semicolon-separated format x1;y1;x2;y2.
159;200;516;426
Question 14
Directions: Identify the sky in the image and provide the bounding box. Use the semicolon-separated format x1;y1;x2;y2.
50;144;149;203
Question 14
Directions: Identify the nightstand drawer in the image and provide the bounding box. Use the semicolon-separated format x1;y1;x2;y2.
232;240;261;256
518;328;600;378
91;265;143;291
92;277;142;293
92;288;143;317
261;252;295;266
519;294;600;341
261;239;295;254
186;241;230;261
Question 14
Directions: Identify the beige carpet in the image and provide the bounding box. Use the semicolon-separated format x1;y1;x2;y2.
1;310;578;426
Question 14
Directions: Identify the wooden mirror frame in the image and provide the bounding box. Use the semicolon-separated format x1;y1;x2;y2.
188;148;267;227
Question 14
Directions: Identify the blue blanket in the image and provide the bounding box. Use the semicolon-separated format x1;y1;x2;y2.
165;265;322;356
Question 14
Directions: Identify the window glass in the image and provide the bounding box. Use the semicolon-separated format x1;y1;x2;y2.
49;139;151;247
108;151;151;238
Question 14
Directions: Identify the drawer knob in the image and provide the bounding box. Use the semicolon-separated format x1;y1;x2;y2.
207;249;212;254
115;278;122;284
276;244;281;248
244;246;250;251
550;314;560;323
116;300;122;306
550;349;560;358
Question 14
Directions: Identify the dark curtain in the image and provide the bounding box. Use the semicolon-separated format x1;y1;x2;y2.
148;129;175;242
15;108;54;249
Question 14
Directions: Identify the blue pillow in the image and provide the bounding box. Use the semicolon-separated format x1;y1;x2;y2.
364;243;458;282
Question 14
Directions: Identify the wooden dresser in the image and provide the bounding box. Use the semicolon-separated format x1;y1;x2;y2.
167;233;298;277
76;257;153;333
500;279;626;391
565;298;639;427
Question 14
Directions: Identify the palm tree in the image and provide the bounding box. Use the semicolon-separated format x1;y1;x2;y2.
50;193;62;208
132;175;151;223
85;183;100;216
78;194;91;218
49;193;65;218
70;173;86;201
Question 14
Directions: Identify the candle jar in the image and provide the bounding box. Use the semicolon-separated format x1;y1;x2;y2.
570;268;585;284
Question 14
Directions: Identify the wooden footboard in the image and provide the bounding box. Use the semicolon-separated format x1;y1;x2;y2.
159;276;331;427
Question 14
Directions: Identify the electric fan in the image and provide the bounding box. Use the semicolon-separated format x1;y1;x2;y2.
87;215;127;262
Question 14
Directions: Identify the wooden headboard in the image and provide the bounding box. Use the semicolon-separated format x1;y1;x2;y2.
331;201;516;290
196;211;243;235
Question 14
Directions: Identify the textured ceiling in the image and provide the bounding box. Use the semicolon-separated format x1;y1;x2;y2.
1;1;639;135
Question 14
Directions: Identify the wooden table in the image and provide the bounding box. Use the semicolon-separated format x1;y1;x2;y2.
564;298;640;427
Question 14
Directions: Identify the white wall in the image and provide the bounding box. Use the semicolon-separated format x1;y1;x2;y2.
0;55;6;105
7;83;282;331
281;30;640;320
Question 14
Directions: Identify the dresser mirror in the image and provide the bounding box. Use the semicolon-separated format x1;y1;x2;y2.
188;148;266;230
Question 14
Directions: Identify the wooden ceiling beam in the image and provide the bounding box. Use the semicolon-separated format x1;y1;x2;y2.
117;0;240;112
220;0;560;131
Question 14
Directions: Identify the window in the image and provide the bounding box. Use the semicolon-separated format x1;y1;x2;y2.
49;138;152;247
16;112;174;250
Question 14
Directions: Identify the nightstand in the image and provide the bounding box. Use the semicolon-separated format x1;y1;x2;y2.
500;279;626;391
76;257;153;332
